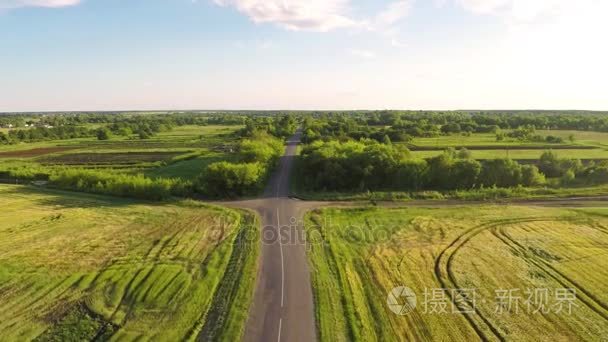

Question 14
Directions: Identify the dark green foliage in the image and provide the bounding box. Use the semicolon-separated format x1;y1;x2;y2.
7;126;93;143
197;135;284;197
96;128;111;140
49;169;190;200
581;164;608;184
441;123;462;134
300;140;412;191
138;129;152;139
199;162;265;197
539;150;582;178
34;304;116;342
521;165;546;186
0;132;9;144
300;140;548;192
478;159;524;188
300;110;608;146
0;163;50;181
239;114;297;139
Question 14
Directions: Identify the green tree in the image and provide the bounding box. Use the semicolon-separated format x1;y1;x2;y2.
457;147;472;159
199;161;264;197
479;159;523;188
382;135;392;145
521;165;546;186
96;128;111;140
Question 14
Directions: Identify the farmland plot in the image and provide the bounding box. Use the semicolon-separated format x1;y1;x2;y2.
0;185;258;341
40;152;187;165
306;205;608;341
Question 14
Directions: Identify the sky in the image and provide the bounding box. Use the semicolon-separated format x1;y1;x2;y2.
1;0;607;111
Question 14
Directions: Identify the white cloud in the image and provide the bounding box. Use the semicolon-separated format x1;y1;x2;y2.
213;0;412;32
213;0;357;32
375;0;412;26
0;0;80;9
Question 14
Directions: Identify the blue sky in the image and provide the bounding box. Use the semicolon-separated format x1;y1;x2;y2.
1;0;607;111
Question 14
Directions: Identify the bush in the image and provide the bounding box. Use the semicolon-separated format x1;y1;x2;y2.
49;169;188;200
539;151;582;178
96;128;111;140
198;162;265;197
521;165;546;186
239;137;283;164
582;166;608;184
477;159;523;188
197;134;284;197
0;163;50;181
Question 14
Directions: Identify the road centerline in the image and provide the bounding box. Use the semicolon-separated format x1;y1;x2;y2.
277;207;285;308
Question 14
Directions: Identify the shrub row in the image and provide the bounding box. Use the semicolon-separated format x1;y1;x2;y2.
300;140;551;192
49;169;191;200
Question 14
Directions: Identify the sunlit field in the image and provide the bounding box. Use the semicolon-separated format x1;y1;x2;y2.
0;125;241;181
410;148;608;160
306;205;608;341
0;185;257;341
408;130;608;162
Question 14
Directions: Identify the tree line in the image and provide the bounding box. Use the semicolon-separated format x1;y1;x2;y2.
301;114;581;145
299;140;607;192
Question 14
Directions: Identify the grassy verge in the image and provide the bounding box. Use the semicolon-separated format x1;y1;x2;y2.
305;206;608;341
293;184;608;202
196;211;259;341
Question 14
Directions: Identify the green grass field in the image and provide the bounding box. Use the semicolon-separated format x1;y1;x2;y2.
410;148;608;160
411;130;608;149
537;130;608;148
411;133;531;147
306;205;608;341
405;130;608;161
0;125;242;182
0;184;258;341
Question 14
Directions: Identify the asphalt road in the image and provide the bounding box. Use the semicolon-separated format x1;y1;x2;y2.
229;131;317;342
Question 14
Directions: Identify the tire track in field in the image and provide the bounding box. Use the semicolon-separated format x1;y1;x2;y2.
434;221;503;342
434;217;554;342
492;223;608;321
107;215;205;326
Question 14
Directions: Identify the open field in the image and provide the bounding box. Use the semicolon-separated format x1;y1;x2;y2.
40;151;187;165
411;133;547;148
410;148;608;160
408;130;608;162
411;130;608;149
0;125;240;154
537;130;608;148
305;205;608;341
0;147;79;159
0;125;241;182
145;152;236;181
0;184;258;341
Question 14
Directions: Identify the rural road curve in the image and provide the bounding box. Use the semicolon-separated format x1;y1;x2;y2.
223;131;318;342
